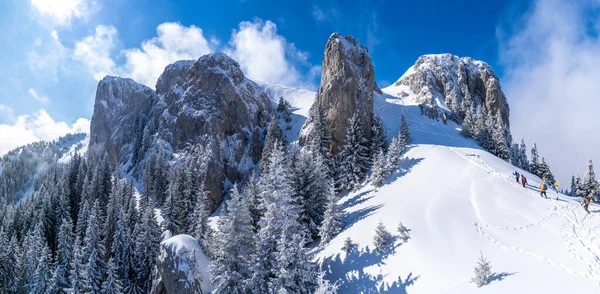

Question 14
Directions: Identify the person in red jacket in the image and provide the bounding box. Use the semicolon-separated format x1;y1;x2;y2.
521;175;527;188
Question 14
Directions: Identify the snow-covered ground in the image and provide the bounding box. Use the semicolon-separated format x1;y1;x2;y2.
270;84;600;293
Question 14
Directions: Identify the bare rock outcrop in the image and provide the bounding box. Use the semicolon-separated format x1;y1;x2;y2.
300;33;380;151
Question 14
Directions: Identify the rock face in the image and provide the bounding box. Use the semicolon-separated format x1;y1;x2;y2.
89;76;156;164
151;234;211;294
384;54;510;126
88;53;272;210
300;33;380;151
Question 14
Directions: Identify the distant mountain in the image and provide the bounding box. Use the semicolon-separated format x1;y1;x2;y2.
0;133;87;204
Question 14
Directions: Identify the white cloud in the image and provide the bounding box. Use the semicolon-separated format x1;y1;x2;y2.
0;109;90;155
30;0;97;26
67;20;317;90
28;88;49;104
121;22;213;88
50;30;59;41
0;104;14;123
73;25;117;81
227;19;315;89
499;0;600;184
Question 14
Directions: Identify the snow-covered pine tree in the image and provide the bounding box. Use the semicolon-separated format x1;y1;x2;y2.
101;258;122;294
570;175;577;196
373;221;393;254
292;141;330;240
23;222;45;287
111;209;133;289
210;185;255;293
385;136;403;176
132;202;161;293
75;200;90;243
70;237;84;294
509;143;520;167
471;251;492;287
241;180;262;232
461;103;475;138
319;183;341;244
582;159;599;201
519;138;529;171
399;114;411;149
191;183;213;253
261;114;287;175
574;174;583;198
3;235;20;293
314;269;339;294
31;244;52;294
539;158;555;184
277;97;292;123
251;141;299;292
103;176;123;257
371;114;387;155
530;142;540;176
339;114;370;191
82;200;106;294
371;150;388;187
342;237;357;254
273;229;317;293
52;217;74;292
397;222;411;243
491;114;509;160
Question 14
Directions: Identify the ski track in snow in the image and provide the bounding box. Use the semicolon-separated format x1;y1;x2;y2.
449;145;600;286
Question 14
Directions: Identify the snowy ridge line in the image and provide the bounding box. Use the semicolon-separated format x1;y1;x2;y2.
474;222;600;283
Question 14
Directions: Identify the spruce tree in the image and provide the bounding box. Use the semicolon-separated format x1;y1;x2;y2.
399;114;411;149
273;229;317;293
132;202;161;293
371;150;388;187
31;244;52;294
319;183;341;244
4;236;20;293
82;201;106;294
261;114;287;175
397;222;411;243
210;185;255;293
251;141;299;292
519;139;529;171
373;221;393;254
339;114;370;191
342;237;357;254
386;136;403;176
242;180;262;232
371;114;387;155
582;160;599;200
574;174;583;198
112;209;133;289
461;104;475;138
530;143;540;176
314;270;339;294
570;175;577;196
101;258;122;294
471;251;492;287
52;217;74;292
70;238;84;294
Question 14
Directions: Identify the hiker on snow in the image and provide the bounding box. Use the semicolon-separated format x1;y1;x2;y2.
513;171;520;183
521;175;527;188
540;181;548;199
583;196;591;214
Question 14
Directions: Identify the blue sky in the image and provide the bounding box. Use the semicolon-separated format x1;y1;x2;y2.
1;0;600;185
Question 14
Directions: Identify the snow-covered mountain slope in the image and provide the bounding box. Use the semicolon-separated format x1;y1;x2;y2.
0;133;87;203
271;85;600;293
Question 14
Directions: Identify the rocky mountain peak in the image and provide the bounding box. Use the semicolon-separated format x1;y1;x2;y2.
386;54;510;126
89;52;272;210
300;33;379;151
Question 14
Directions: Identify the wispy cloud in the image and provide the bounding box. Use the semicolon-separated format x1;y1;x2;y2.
73;25;117;81
28;88;50;104
0;109;90;155
0;104;14;123
499;0;600;183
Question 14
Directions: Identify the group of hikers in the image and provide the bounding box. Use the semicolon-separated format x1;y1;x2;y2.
513;171;591;215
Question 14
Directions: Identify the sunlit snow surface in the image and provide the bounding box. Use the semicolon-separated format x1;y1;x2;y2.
264;84;600;293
